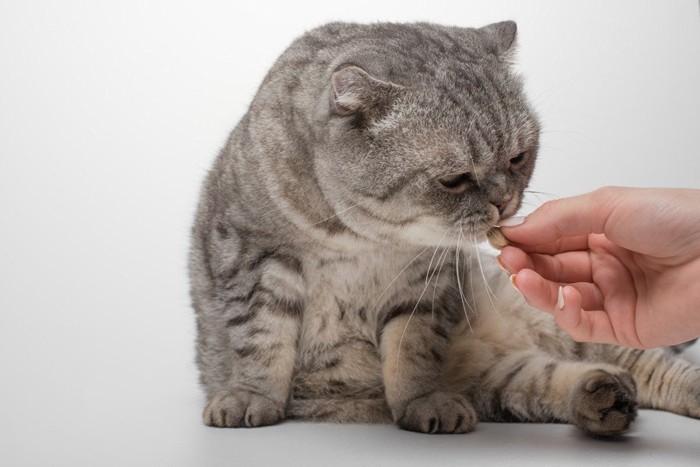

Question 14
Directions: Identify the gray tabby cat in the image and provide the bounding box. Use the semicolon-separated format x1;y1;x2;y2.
189;21;700;435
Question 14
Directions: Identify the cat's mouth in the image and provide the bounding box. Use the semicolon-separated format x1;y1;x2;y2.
458;205;502;236
450;207;521;246
497;195;521;220
454;218;498;241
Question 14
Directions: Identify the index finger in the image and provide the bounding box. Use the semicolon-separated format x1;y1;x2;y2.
501;188;618;249
507;234;591;255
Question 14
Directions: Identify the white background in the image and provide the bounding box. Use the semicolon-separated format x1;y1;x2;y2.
1;1;699;466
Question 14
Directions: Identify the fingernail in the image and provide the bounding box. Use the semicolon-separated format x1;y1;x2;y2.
557;286;565;310
509;274;520;293
496;255;508;272
486;227;508;250
499;216;526;227
496;255;514;274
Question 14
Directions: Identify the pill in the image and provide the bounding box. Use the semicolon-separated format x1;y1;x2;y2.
486;227;508;250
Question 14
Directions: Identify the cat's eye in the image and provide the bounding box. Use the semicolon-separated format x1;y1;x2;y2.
509;152;527;167
437;172;472;194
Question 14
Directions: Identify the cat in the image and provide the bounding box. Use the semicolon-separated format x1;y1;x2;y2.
189;21;700;435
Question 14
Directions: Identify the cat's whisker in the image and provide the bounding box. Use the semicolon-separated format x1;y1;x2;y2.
471;233;503;321
464;118;482;188
523;189;560;207
468;248;477;315
523;189;559;199
426;228;451;286
455;227;474;334
368;244;433;316
538;144;575;160
258;189;357;224
431;235;452;318
255;197;287;220
526;75;582;110
539;128;599;147
458;230;476;318
395;243;447;379
310;202;360;227
421;230;451;317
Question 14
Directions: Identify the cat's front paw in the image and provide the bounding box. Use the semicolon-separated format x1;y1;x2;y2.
397;391;476;434
203;389;284;428
570;369;637;436
682;372;700;419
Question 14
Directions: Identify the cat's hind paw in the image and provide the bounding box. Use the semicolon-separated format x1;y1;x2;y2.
203;389;284;428
397;391;477;434
570;369;637;436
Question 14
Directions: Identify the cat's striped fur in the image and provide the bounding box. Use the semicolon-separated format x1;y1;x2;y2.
189;21;700;435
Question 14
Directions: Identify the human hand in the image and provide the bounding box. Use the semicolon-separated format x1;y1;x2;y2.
498;187;700;349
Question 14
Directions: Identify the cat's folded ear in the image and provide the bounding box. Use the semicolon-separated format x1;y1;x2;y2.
331;66;402;118
479;20;518;57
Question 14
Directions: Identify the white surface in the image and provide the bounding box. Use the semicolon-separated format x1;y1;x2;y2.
1;1;699;466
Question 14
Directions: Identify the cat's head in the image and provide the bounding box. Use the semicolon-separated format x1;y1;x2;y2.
312;21;539;249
